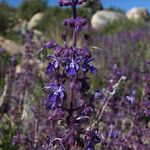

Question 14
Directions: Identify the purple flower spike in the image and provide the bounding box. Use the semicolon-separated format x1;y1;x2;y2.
64;17;87;31
82;57;97;74
66;58;80;76
35;0;101;149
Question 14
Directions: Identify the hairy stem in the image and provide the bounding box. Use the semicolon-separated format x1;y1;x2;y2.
93;76;126;128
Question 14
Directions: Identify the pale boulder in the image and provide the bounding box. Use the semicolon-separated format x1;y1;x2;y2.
126;7;149;21
0;36;25;54
91;10;126;30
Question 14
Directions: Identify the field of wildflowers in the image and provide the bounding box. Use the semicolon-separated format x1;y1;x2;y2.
0;0;150;150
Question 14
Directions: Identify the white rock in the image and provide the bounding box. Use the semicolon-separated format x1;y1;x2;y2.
0;36;25;54
91;10;126;30
28;12;44;29
12;20;28;32
126;7;149;21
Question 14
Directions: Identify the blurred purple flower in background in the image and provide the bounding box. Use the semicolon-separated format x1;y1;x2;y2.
86;129;101;150
0;47;5;53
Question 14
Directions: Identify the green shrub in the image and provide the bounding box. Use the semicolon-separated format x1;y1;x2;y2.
84;0;103;15
0;3;11;34
107;7;125;13
0;11;9;33
37;7;70;30
101;19;145;35
0;2;17;35
36;6;88;41
0;124;18;150
18;0;47;21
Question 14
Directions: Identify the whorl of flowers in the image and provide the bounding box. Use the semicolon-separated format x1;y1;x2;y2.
59;0;87;7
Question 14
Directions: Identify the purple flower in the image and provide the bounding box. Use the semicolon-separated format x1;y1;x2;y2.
86;129;101;150
82;44;91;58
11;55;17;65
59;0;73;7
106;130;119;139
37;41;56;53
54;45;63;56
111;130;119;138
83;106;93;115
64;17;87;31
82;57;97;74
125;95;135;104
20;134;27;144
46;55;59;73
51;108;65;120
76;116;89;123
0;47;5;53
12;133;20;145
59;0;87;7
94;90;104;100
66;57;80;76
61;32;67;41
125;90;136;104
44;83;65;109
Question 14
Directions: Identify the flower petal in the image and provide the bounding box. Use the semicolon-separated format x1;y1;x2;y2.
69;68;76;76
54;60;59;68
90;66;97;74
